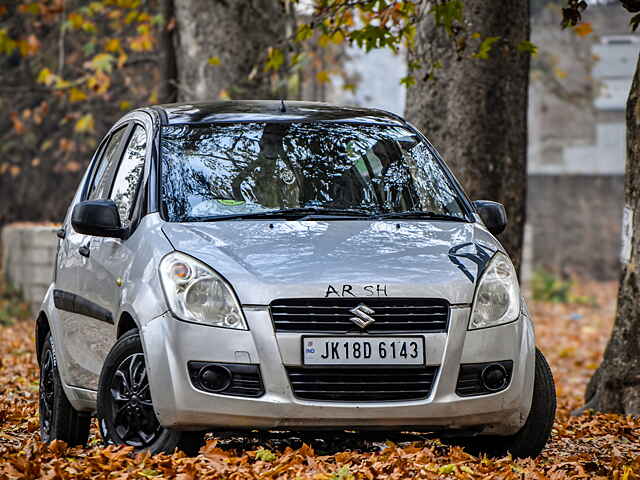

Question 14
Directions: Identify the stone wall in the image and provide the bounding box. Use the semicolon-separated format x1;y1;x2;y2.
1;224;59;313
527;174;624;280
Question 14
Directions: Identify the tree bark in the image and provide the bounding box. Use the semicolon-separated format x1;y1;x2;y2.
405;1;530;273
173;0;287;101
580;54;640;414
158;0;177;103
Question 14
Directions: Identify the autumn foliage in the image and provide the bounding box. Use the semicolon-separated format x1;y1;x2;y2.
0;0;164;226
0;282;639;479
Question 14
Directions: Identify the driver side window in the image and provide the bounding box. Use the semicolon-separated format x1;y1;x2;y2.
109;125;147;227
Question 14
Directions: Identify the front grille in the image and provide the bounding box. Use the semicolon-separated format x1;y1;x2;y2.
270;298;449;333
286;366;439;401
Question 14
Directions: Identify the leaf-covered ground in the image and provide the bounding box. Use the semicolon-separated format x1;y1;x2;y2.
1;282;639;479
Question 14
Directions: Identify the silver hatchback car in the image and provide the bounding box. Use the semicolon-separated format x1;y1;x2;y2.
37;101;555;457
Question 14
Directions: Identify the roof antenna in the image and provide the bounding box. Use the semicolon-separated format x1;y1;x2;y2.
280;98;286;113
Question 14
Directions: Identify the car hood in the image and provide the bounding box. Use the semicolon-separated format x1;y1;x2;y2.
161;220;501;305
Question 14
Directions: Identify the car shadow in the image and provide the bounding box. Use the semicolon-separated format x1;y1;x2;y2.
204;430;452;456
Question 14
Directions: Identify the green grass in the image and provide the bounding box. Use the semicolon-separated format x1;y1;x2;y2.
531;269;596;305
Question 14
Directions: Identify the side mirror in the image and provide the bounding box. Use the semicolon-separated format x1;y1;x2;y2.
71;200;125;238
472;200;508;236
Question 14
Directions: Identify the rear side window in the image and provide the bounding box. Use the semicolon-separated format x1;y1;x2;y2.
88;127;127;200
109;125;147;227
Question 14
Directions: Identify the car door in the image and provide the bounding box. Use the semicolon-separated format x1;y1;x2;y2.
79;123;149;372
56;124;131;390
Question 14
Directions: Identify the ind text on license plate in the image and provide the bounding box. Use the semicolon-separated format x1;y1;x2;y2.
303;337;425;365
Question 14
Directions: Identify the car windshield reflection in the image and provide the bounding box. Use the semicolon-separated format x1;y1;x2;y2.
160;122;467;222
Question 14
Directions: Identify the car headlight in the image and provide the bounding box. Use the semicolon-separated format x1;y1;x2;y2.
159;252;247;329
469;251;520;330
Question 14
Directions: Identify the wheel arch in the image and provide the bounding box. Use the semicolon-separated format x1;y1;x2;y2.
35;311;50;365
116;311;140;338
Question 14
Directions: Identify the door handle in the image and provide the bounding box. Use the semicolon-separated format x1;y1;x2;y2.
79;243;90;258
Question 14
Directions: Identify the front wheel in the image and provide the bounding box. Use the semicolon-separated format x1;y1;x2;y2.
96;331;204;455
451;348;556;458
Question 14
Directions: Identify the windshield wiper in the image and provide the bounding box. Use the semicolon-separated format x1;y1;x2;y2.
374;210;465;221
186;207;374;222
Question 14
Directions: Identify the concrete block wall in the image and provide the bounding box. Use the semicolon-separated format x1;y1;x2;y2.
1;224;59;313
527;174;624;280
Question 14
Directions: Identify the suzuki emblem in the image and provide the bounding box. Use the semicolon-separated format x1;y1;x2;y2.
349;303;376;329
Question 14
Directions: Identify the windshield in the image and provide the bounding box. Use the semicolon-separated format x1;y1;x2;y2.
160;122;468;222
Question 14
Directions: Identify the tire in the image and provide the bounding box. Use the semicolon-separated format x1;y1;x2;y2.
450;348;556;458
39;332;91;446
97;330;204;455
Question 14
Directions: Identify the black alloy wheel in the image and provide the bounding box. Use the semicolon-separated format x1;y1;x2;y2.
38;332;91;445
107;352;161;448
97;330;205;455
39;347;56;440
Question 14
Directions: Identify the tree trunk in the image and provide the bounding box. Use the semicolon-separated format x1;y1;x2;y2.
173;0;287;101
158;0;177;103
580;54;640;414
405;1;530;273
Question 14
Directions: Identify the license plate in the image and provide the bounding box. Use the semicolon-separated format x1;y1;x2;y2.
302;337;425;366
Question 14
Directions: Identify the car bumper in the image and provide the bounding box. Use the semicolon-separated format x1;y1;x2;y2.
141;306;535;436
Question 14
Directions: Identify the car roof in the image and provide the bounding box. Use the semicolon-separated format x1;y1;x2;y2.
152;100;407;126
